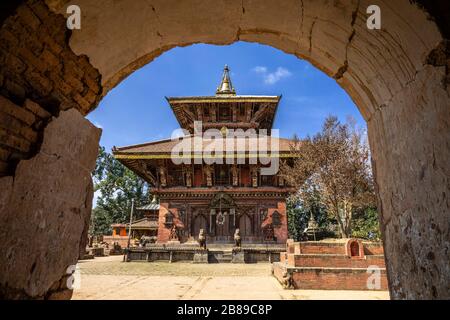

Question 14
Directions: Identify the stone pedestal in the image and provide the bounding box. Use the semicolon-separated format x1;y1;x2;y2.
193;251;209;263
90;247;105;257
231;250;245;263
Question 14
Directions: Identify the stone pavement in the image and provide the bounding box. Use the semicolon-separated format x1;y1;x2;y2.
72;256;390;300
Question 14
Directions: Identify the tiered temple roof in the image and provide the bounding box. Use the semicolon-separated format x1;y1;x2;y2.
112;65;297;187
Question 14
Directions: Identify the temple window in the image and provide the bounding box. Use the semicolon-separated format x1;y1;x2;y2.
218;105;231;122
215;164;230;185
169;167;184;186
260;175;274;186
164;211;174;227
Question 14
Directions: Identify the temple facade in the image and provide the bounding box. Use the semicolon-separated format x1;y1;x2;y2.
113;66;296;244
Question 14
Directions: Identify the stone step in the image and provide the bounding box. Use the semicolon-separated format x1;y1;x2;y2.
208;250;233;263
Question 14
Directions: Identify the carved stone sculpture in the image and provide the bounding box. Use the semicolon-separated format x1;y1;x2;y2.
234;228;242;249
169;225;179;241
198;228;206;250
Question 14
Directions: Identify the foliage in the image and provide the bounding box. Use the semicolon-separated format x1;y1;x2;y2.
90;146;150;235
351;207;381;240
282;115;377;238
286;197;308;241
287;188;330;240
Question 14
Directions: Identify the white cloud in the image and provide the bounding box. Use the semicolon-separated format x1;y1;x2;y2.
252;66;292;85
253;66;268;74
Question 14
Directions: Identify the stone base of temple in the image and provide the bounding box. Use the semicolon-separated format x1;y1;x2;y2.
193;251;209;263
272;239;388;290
125;244;284;263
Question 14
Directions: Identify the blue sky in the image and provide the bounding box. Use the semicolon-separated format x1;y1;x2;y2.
87;41;365;151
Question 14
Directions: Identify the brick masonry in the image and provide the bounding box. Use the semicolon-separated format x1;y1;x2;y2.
0;96;51;175
0;0;102;176
289;268;389;291
274;240;388;290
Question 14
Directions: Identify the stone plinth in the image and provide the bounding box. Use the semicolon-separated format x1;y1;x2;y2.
193;251;209;264
231;251;245;263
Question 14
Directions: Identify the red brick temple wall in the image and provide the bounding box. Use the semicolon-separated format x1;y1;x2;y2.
267;201;288;244
157;203;183;243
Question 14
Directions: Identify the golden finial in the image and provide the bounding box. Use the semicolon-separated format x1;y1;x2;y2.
216;64;236;95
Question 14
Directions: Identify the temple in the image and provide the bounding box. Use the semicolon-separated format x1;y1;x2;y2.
113;65;296;245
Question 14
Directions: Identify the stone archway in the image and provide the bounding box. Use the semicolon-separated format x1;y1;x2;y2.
0;0;448;299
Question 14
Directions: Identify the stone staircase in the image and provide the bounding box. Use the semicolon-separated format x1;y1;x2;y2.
208;250;233;263
273;239;388;290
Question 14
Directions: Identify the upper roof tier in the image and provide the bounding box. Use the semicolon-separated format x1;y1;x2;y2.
166;65;281;133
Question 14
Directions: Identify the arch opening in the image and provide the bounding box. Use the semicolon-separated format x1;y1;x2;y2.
0;0;448;300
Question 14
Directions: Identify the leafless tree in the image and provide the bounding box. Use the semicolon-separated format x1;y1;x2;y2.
281;116;375;238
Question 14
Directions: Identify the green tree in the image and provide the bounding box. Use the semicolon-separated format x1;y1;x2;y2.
351;207;381;240
287;196;307;241
91;146;150;235
287;187;329;240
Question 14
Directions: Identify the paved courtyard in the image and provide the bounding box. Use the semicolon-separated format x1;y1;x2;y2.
72;256;390;300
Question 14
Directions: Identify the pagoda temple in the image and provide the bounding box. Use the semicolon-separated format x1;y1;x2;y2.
113;65;296;244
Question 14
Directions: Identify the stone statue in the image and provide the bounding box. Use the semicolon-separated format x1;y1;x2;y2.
281;270;294;289
234;228;242;249
198;228;206;250
140;235;153;247
169;225;179;241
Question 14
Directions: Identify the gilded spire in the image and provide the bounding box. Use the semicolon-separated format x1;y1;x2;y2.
216;64;236;95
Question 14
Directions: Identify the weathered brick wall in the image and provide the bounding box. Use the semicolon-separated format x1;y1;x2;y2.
291;268;389;291
298;243;346;255
0;0;102;176
157;204;182;243
103;236;129;248
0;96;51;175
266;201;287;244
290;254;386;268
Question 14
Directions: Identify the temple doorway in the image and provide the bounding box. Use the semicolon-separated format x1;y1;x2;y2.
193;214;207;240
239;214;252;238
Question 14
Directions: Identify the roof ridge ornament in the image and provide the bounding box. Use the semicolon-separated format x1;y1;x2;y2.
216;64;236;95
